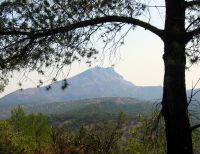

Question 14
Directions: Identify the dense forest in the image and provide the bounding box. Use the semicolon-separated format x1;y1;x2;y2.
0;106;200;154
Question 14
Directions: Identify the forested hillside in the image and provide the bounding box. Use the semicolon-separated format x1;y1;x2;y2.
0;97;152;119
0;107;200;154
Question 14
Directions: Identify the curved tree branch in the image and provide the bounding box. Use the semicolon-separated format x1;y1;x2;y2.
191;123;200;131
0;16;164;39
186;17;200;31
185;1;200;8
186;27;200;41
0;30;30;36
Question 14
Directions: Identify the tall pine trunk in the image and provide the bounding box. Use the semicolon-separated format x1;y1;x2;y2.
162;0;193;153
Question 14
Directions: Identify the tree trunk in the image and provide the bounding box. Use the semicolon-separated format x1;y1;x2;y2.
162;42;193;154
162;0;193;153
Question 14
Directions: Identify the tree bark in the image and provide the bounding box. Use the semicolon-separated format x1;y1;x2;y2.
162;41;193;154
162;0;193;153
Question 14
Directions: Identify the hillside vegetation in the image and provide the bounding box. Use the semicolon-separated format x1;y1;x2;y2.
0;97;152;120
0;107;200;154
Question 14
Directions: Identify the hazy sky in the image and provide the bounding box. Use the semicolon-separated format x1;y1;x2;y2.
1;0;200;97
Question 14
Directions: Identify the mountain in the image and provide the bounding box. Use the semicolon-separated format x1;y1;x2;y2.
0;66;163;106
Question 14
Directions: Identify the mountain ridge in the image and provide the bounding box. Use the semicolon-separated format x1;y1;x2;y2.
0;66;164;105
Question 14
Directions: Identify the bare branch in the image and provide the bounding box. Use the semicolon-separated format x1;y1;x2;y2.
0;16;164;39
188;78;200;105
151;109;163;139
188;79;200;132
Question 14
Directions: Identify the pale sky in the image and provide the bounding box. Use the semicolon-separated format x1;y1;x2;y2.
1;27;200;98
1;0;200;97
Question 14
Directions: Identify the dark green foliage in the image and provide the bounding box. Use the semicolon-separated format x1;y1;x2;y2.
0;97;152;120
192;129;200;154
50;126;76;154
47;101;152;129
123;114;166;154
0;106;51;154
0;106;200;154
123;116;200;154
74;112;126;154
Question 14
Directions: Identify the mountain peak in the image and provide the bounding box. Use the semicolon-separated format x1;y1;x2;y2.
74;66;123;81
0;66;163;106
87;66;115;73
92;66;114;71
